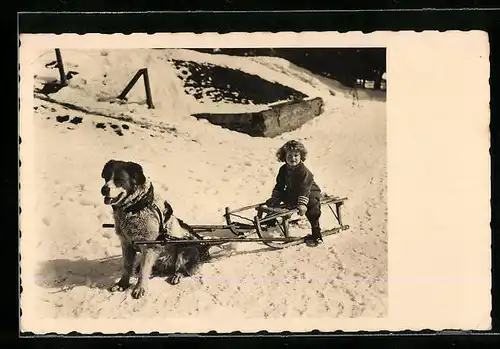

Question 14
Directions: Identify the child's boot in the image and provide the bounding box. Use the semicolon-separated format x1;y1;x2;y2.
305;226;323;247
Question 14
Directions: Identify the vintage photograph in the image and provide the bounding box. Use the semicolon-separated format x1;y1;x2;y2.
19;31;490;334
23;46;387;321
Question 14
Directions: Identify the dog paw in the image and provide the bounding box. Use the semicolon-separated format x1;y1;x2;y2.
168;274;183;285
109;281;130;292
131;285;146;299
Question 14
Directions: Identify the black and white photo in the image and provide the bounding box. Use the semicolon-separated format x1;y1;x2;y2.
19;32;490;333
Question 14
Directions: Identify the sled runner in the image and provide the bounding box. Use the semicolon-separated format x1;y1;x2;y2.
102;195;349;250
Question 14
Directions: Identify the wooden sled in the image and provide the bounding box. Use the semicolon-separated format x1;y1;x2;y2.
102;195;349;250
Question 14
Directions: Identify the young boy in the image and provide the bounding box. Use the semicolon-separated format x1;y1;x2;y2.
265;140;323;247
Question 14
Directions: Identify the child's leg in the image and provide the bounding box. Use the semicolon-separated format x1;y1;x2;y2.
305;196;322;241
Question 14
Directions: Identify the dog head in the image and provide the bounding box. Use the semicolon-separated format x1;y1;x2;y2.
100;160;146;206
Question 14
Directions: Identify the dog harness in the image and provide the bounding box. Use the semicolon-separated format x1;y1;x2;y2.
123;184;203;241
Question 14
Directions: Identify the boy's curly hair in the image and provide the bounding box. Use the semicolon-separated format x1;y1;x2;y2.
276;140;308;162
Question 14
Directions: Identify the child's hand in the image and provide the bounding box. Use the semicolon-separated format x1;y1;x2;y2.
297;204;307;216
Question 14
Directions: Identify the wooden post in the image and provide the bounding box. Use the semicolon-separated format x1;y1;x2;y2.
142;68;154;109
117;68;154;109
55;49;67;86
118;69;144;100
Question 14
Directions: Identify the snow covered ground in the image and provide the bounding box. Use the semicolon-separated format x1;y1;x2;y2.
22;48;387;325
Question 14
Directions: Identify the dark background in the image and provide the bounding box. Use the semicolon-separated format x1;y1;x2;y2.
193;48;386;89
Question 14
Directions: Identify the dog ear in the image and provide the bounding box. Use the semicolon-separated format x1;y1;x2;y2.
101;160;116;179
126;162;146;185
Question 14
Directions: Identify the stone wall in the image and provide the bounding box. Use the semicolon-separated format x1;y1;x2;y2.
192;97;324;138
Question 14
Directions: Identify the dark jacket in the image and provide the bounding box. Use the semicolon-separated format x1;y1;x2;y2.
271;162;321;207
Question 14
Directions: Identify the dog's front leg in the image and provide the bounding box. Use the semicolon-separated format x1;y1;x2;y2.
131;248;158;299
109;240;136;292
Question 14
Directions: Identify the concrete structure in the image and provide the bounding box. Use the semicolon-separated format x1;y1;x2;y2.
192;97;324;138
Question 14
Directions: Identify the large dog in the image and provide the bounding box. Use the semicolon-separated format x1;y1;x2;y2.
100;160;209;299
